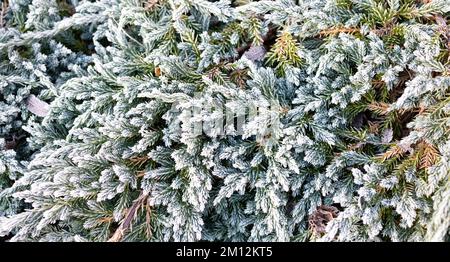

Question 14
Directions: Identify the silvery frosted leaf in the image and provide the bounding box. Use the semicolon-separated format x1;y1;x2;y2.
381;128;393;144
26;94;50;117
243;45;267;62
0;161;6;174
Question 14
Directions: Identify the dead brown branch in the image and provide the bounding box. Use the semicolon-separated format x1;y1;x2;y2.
107;192;150;242
309;205;339;235
0;0;9;28
418;141;440;169
380;144;406;162
318;27;360;37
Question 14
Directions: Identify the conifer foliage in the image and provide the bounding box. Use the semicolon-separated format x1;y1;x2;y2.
0;0;449;242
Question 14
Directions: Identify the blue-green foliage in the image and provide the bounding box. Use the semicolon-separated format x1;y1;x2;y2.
0;0;449;242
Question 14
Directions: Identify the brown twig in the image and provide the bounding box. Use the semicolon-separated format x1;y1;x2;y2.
136;171;146;178
129;155;149;168
318;26;387;39
97;216;113;224
318;27;360;37
107;192;150;242
145;201;152;239
368;102;391;116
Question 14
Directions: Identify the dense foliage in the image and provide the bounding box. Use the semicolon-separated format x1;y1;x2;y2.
0;0;449;242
